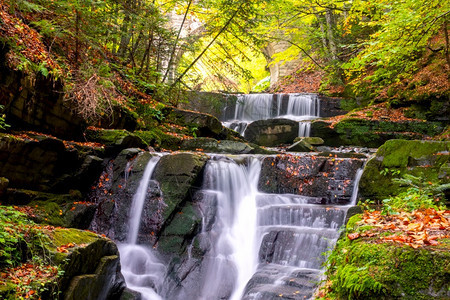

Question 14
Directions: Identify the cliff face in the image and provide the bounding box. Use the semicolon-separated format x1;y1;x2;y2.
0;45;86;140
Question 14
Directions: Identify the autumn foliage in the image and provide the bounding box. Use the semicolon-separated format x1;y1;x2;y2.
349;208;450;248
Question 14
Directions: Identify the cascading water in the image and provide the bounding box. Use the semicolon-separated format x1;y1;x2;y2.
118;155;166;300
110;152;365;300
222;93;320;137
199;157;262;300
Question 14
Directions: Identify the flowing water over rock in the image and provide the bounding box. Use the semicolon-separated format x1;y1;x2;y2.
108;151;365;300
223;94;320;137
118;155;167;300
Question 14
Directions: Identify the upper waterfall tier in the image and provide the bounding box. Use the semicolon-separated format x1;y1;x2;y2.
222;93;320;137
223;93;320;122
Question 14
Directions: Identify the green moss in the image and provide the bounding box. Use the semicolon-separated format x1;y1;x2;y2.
332;119;445;147
50;228;98;249
135;129;182;150
324;227;450;299
378;140;449;168
359;140;450;201
0;282;16;300
346;214;363;231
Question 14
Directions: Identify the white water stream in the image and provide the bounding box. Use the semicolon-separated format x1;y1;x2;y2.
199;157;262;300
118;155;166;300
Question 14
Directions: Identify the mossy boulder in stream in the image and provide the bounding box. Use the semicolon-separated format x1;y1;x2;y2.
359;140;450;201
245;118;299;146
153;153;207;255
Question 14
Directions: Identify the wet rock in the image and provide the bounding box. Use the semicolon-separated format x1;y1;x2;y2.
293;136;324;145
245;118;299;146
359;139;450;201
242;265;321;300
259;154;365;203
286;139;315;152
153;153;207;254
180;137;254;154
90;151;163;243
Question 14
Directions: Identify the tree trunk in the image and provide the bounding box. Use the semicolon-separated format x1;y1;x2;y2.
325;8;338;61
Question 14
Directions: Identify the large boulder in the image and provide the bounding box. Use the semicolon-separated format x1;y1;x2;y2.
50;228;125;300
163;107;224;138
245;118;299;146
153;153;207;254
359;139;450;201
85;128;147;156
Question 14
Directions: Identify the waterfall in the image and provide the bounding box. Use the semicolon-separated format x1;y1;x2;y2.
298;122;311;137
199;157;261;300
349;168;364;206
223;93;320;137
118;155;166;300
111;153;365;300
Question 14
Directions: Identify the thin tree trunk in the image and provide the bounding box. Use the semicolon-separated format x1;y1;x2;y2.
313;8;328;51
170;2;245;89
325;8;338;61
162;0;193;83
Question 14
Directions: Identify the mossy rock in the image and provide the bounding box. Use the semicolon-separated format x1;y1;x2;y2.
163;107;223;138
293;136;324;145
180;137;254;154
286;139;315;152
157;203;202;255
135;129;182;151
4;189;96;229
154;153;207;221
359;139;450;201
85;128;147;155
311;119;445;147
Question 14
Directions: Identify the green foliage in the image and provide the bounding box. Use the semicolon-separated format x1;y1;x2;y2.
0;207;30;267
0;106;10;131
0;206;69;299
343;0;449;99
381;187;444;215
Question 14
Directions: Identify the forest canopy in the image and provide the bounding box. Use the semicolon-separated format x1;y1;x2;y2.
1;0;448;104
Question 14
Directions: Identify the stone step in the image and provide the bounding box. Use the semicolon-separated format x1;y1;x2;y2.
258;204;346;229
